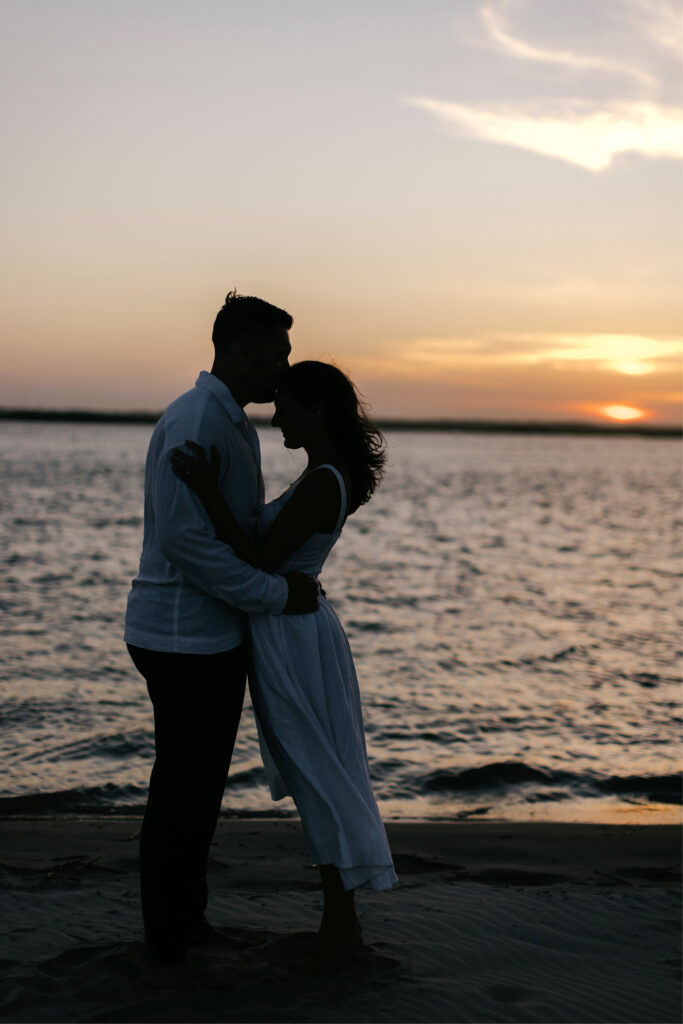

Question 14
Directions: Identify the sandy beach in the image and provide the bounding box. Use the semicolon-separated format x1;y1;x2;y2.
0;819;680;1023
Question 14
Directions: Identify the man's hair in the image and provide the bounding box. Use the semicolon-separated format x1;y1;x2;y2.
212;290;293;350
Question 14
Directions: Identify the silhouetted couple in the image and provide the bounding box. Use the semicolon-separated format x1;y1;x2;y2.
125;290;396;987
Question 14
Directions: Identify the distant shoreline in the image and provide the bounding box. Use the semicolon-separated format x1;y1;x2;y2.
0;407;680;437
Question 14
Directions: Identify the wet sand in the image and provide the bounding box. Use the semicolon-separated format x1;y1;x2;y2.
0;819;680;1023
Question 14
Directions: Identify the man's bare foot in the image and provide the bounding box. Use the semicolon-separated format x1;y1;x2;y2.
139;961;233;990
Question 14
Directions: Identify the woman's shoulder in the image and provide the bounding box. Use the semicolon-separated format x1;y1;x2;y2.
306;464;350;502
288;464;350;527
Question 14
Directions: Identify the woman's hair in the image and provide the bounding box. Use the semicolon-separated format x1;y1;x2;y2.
284;360;386;513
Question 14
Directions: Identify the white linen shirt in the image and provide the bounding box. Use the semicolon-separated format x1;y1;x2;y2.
124;371;288;654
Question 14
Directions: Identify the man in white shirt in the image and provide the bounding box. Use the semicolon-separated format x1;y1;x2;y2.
125;291;318;981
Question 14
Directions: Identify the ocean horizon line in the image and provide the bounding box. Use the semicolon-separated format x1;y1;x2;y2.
0;406;680;437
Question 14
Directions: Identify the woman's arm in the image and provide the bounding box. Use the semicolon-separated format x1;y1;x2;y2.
257;469;344;570
171;442;345;572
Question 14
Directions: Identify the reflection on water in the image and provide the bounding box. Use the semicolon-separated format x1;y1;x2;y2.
0;422;681;822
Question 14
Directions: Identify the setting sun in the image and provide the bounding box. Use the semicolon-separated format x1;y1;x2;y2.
600;405;647;421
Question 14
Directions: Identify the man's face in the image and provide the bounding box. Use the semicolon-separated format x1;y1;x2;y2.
249;327;291;403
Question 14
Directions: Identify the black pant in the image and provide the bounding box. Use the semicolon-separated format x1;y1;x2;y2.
127;643;247;965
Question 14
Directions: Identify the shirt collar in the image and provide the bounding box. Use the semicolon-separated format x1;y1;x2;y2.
195;371;247;424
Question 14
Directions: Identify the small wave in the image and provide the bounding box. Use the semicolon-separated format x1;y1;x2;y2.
89;516;142;529
378;729;454;743
14;730;154;765
30;572;74;585
630;672;661;688
526;790;573;803
544;646;578;662
457;559;483;575
5;553;45;566
79;571;121;587
598;772;682;804
0;783;147;815
423;761;682;804
1;696;89;729
227;765;266;787
346;620;390;633
424;761;568;791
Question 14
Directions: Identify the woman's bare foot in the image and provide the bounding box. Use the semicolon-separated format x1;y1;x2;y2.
311;919;363;977
312;864;364;975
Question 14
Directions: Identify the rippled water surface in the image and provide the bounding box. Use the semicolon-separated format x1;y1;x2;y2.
1;422;681;822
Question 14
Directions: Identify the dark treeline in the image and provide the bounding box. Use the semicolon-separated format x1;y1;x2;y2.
1;409;161;425
0;408;680;437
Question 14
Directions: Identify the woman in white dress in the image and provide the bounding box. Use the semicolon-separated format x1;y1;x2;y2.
171;360;397;973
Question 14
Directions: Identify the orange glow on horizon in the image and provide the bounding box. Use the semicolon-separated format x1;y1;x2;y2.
599;405;648;421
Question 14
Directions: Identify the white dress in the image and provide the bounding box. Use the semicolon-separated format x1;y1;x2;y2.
248;464;397;892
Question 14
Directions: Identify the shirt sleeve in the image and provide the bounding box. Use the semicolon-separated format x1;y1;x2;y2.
152;413;288;616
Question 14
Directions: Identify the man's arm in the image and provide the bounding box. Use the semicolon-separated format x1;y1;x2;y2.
170;443;342;572
153;428;315;615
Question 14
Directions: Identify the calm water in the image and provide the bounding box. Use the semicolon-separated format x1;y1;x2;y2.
1;421;681;823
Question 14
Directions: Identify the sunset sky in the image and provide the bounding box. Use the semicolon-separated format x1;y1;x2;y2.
1;0;681;423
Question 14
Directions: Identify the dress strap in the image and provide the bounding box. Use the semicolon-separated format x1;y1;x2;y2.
308;464;348;534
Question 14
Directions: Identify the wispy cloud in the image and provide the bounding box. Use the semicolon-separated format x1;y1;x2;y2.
408;1;683;171
480;1;654;86
407;97;683;171
625;0;683;57
401;333;683;375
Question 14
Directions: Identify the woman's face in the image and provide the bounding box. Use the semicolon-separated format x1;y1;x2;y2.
271;385;320;450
